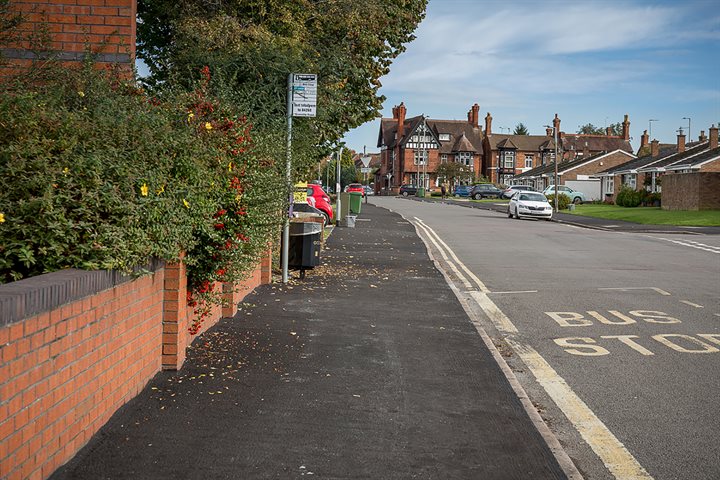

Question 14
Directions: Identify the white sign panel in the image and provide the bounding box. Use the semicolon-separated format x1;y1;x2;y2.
360;167;372;173
291;73;317;117
360;156;371;168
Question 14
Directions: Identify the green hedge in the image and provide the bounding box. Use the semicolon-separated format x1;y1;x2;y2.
0;63;284;322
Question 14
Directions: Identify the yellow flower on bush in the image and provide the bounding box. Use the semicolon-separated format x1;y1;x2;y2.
156;185;165;195
140;183;149;196
0;212;5;223
205;122;212;130
78;91;85;97
228;162;233;172
183;199;190;208
62;167;69;175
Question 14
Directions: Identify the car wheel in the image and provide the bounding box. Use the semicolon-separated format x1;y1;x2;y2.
507;208;513;218
573;197;582;204
473;193;482;200
402;191;408;197
321;212;330;226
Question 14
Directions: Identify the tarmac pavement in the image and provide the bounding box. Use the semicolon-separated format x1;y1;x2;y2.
51;204;567;480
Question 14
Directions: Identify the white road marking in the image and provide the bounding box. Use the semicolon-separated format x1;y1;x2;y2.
490;290;539;294
599;287;671;296
414;217;490;293
649;236;720;254
680;300;704;308
409;216;654;480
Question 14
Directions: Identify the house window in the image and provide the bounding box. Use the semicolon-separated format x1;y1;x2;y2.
441;154;448;163
605;177;614;194
502;151;515;169
500;174;514;184
414;149;428;165
456;152;473;170
623;173;636;189
524;154;534;169
439;133;450;141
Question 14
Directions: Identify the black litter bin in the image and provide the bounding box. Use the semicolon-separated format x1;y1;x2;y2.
287;221;322;278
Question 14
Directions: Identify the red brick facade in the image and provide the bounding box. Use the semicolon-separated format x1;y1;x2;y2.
2;0;137;76
0;252;271;480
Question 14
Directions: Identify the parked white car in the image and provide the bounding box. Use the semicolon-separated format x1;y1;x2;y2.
507;192;553;220
542;185;586;204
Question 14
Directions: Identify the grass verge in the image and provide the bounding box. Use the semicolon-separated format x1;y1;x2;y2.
567;204;720;226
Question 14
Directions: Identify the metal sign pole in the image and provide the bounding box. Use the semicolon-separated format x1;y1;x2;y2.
336;147;343;225
281;74;293;283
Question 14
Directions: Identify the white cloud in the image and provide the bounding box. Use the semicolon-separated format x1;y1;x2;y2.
343;0;720;152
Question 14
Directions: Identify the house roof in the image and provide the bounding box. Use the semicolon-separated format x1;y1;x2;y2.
378;115;483;154
451;132;477;153
664;146;720;171
595;146;677;176
486;134;553;152
561;134;633;154
514;150;635;179
637;141;710;172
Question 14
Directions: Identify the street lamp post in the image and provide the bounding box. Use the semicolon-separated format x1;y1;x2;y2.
649;119;659;139
544;124;559;212
682;117;691;142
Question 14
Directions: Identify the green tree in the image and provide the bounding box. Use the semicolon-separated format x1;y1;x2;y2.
577;122;622;135
136;0;428;159
436;161;473;187
513;122;529;135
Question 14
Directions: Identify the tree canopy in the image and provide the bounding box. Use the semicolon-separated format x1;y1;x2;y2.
577;122;622;136
137;0;428;165
513;123;529;135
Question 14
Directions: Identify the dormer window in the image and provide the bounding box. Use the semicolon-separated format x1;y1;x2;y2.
439;133;450;142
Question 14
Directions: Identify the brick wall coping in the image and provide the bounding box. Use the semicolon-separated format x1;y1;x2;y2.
0;259;163;328
1;48;130;64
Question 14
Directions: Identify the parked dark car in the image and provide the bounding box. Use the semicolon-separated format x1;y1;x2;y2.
470;184;502;200
501;185;537;199
399;184;418;196
453;185;472;197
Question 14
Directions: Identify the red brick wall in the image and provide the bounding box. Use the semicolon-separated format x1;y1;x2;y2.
0;251;272;479
662;172;720;210
2;0;136;75
0;270;164;480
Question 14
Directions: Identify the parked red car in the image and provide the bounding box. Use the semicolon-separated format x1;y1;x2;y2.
307;183;333;225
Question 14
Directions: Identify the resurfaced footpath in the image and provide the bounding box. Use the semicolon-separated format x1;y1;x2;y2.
52;204;566;480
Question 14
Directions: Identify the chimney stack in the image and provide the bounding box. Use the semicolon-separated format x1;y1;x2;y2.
710;125;718;149
582;141;589;157
677;129;686;153
650;139;659;158
469;103;480;128
485;112;493;136
553;113;561;135
606;126;612;136
640;130;649;150
622;114;630;140
699;130;707;142
546;127;553;136
396;102;406;139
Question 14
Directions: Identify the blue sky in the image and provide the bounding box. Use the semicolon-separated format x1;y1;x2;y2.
341;0;720;153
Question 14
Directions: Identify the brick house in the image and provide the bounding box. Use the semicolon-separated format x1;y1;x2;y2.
594;126;720;203
482;112;557;184
513;149;635;194
482;113;634;184
377;102;484;193
1;0;137;76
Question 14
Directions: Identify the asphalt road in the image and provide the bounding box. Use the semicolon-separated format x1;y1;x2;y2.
371;196;720;480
